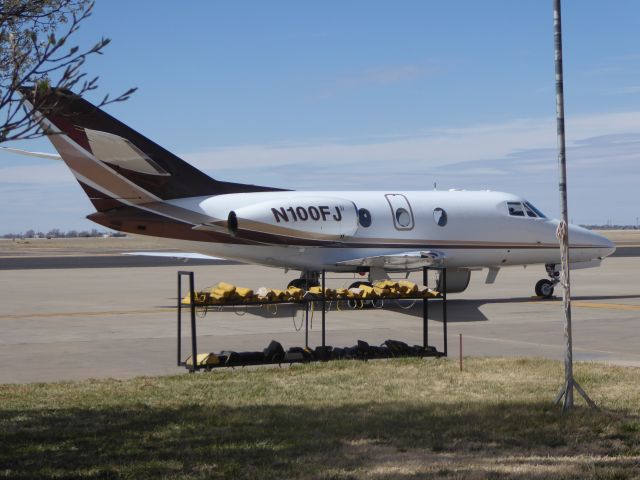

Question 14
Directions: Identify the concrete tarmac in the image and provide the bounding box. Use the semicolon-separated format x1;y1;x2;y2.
0;257;638;383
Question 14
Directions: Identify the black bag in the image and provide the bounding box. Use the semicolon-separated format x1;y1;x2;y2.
378;346;391;357
225;351;264;366
357;340;370;357
314;345;333;361
332;347;346;359
284;351;305;362
287;346;311;360
384;339;411;356
221;351;236;365
367;345;384;358
264;340;285;362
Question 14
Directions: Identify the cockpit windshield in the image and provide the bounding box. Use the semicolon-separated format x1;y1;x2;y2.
524;201;547;218
507;201;547;219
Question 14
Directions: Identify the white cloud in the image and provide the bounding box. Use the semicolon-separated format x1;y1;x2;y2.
610;85;640;95
0;162;75;185
344;64;427;86
315;62;439;98
182;111;640;177
2;110;639;229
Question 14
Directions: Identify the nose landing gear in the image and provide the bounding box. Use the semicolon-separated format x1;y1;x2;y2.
535;264;560;298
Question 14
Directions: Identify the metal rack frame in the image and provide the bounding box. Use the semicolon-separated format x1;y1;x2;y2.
177;267;448;371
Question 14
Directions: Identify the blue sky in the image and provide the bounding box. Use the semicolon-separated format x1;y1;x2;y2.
1;0;639;232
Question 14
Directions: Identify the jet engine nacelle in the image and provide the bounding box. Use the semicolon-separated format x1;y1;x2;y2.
436;268;472;293
228;196;358;242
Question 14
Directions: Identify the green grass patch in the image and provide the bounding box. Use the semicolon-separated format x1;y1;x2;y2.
1;358;640;479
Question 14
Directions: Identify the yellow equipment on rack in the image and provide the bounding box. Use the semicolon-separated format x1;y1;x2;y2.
182;280;441;305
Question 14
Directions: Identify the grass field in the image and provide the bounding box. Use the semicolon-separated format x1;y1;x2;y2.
1;358;640;479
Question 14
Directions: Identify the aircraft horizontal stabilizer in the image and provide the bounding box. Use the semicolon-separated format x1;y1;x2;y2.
0;146;62;160
336;250;445;269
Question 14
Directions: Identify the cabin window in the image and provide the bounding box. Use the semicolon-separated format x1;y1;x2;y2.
433;208;447;226
358;208;372;227
385;193;415;230
395;208;411;227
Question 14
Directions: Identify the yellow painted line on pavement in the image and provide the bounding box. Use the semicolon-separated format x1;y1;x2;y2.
573;301;640;311
530;299;640;312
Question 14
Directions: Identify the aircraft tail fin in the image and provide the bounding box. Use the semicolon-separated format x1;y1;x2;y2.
20;87;284;212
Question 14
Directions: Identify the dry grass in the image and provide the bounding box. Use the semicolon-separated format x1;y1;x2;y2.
598;230;640;246
1;357;639;479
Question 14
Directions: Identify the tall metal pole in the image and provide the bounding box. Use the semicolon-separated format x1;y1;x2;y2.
552;0;596;411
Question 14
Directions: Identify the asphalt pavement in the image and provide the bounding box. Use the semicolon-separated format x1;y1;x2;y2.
0;255;638;383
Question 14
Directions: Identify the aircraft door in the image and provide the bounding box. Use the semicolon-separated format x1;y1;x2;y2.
385;194;415;230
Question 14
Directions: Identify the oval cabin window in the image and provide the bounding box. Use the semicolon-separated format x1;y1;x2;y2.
395;208;411;228
358;208;372;227
433;208;447;227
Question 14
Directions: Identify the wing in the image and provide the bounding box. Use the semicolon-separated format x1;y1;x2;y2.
336;250;445;269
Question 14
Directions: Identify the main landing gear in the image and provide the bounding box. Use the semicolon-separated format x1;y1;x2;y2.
287;272;373;291
535;264;560;298
288;272;320;290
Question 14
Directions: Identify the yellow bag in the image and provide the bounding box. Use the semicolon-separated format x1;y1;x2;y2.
355;284;374;299
211;288;230;300
181;292;208;304
235;287;254;299
374;279;396;289
286;286;304;300
398;280;418;295
335;288;350;299
186;353;220;366
256;287;275;300
421;288;441;298
348;287;362;299
373;286;389;297
213;282;236;294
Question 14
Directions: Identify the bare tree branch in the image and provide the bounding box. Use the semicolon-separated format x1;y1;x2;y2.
0;0;136;142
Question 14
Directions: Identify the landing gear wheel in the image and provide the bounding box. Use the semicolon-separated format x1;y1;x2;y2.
535;279;555;298
287;278;319;290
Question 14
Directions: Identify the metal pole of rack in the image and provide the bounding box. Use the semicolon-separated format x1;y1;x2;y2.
305;301;309;348
321;269;326;347
177;272;183;366
188;272;198;371
442;269;448;356
423;267;428;349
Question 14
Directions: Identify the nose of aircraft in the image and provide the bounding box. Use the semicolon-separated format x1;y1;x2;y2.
592;231;616;258
569;224;616;259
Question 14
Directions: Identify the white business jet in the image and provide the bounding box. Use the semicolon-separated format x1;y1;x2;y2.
12;89;615;297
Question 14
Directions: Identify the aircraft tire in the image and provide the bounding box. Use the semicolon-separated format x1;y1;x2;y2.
535;279;554;298
288;278;319;290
